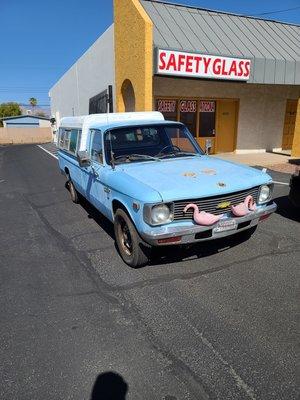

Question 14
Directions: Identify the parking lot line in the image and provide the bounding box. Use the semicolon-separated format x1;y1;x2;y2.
37;145;58;159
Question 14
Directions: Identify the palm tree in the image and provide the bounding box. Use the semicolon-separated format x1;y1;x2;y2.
29;97;37;115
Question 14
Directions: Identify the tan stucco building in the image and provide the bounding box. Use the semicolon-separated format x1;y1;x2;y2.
50;0;300;156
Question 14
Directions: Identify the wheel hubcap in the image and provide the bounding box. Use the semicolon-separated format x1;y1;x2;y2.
119;218;132;256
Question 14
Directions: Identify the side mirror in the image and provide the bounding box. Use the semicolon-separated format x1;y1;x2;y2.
77;150;91;167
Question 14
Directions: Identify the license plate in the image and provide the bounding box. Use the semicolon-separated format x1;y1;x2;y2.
214;220;237;233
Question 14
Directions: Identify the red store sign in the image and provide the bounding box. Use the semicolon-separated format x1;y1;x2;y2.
157;49;251;81
200;101;215;112
157;99;177;113
180;100;197;113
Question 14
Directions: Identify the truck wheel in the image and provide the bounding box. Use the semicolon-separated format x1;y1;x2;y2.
114;209;150;268
68;180;79;204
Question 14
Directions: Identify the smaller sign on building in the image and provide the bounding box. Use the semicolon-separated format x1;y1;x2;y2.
200;101;215;112
157;99;177;113
157;49;251;81
180;100;197;113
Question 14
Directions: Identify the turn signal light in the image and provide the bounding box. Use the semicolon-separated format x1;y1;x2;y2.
158;236;182;244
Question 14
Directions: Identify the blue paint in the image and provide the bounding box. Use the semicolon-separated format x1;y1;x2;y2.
118;156;272;202
58;116;275;246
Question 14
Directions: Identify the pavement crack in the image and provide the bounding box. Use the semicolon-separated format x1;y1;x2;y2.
162;295;258;400
24;195;122;307
55;290;99;298
24;194;210;399
111;247;300;292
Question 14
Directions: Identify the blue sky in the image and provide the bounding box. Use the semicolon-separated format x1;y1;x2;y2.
0;0;299;106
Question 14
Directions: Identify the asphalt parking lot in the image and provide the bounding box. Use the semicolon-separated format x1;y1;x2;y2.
0;144;299;400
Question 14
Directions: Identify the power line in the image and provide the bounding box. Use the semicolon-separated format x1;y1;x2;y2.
19;103;50;106
0;90;49;93
0;86;49;89
251;6;300;16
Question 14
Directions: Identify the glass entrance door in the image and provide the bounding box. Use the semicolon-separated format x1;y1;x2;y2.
198;100;216;153
179;100;197;137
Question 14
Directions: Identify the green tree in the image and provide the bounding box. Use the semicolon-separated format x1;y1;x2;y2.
29;97;37;114
0;102;22;126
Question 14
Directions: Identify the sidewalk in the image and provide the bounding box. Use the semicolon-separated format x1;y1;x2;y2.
212;152;298;174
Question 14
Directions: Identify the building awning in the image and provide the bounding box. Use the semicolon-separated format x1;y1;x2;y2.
141;0;300;85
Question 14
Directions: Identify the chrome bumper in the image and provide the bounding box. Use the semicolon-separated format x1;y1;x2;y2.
140;202;277;246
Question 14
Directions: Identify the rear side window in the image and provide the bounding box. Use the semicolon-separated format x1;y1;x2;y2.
90;129;103;164
58;128;81;155
69;130;78;153
58;128;65;148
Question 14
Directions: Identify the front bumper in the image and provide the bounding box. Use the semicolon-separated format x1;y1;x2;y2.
140;202;277;246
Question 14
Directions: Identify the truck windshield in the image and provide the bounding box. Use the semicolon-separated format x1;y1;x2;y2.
104;124;203;165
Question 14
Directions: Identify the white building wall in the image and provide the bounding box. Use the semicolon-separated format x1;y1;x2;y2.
49;24;115;120
39;119;51;127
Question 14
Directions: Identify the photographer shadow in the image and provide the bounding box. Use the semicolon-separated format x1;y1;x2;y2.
90;372;128;400
274;195;300;223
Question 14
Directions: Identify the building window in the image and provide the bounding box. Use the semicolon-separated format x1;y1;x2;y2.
199;100;216;137
89;90;108;114
156;99;177;121
179;100;197;137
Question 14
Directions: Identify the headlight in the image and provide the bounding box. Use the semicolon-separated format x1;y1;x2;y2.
258;184;272;204
144;203;174;225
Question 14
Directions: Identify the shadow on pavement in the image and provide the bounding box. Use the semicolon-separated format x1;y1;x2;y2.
289;158;300;165
274;195;300;223
149;228;256;266
79;195;115;239
90;372;128;400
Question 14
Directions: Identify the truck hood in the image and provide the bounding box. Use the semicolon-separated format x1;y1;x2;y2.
118;156;273;202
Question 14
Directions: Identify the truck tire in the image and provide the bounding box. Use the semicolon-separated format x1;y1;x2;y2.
68;180;79;204
114;208;150;268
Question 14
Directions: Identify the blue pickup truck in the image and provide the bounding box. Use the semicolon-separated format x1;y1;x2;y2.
57;112;276;267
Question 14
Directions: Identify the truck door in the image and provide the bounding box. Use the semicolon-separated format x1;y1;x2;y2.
81;129;108;217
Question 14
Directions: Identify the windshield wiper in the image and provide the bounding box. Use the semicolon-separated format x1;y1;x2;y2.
175;151;199;157
114;154;161;163
158;151;199;159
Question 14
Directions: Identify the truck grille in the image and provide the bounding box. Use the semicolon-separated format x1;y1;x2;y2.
173;186;260;220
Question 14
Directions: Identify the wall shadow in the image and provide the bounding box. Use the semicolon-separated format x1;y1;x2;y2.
90;372;128;400
289;158;300;165
274;195;300;223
